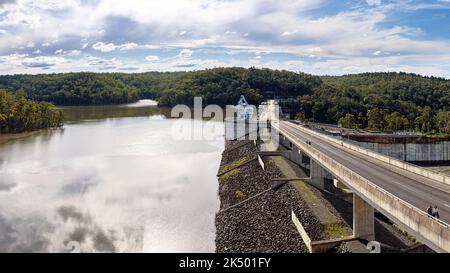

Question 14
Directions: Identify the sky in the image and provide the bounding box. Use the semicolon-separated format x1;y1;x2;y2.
0;0;450;77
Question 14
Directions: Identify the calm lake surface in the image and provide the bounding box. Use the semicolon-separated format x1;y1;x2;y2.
0;100;224;253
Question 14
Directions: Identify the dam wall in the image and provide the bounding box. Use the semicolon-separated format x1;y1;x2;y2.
345;139;450;162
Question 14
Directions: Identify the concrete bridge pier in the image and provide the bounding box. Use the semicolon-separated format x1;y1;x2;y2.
289;146;305;167
310;160;325;189
281;135;292;149
301;153;311;168
353;194;375;241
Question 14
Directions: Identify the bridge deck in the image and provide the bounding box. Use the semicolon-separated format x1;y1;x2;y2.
280;121;450;225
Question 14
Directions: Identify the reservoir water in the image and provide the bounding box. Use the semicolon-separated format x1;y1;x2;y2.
0;100;224;253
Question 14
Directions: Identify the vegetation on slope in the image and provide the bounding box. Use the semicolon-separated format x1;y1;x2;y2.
0;90;63;134
284;72;450;134
0;73;140;105
156;67;321;106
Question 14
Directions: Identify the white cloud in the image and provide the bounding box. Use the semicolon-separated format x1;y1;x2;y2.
176;49;194;59
144;44;161;49
145;55;159;62
281;30;297;36
0;0;449;77
84;55;122;70
0;53;27;65
26;0;79;11
92;42;116;52
226;50;241;56
53;49;81;56
21;56;66;68
373;50;382;56
67;50;81;56
92;42;151;52
225;31;237;35
118;43;138;51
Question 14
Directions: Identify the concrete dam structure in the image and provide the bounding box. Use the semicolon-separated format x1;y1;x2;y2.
274;121;450;252
225;100;450;252
344;138;450;163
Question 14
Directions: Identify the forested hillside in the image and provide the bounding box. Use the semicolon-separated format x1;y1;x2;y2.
0;68;320;106
0;73;142;105
156;67;321;106
317;72;450;133
0;68;449;134
0;90;63;133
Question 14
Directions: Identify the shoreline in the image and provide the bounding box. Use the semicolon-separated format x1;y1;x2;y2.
0;130;43;145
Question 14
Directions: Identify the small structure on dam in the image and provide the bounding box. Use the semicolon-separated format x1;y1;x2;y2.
225;95;259;140
235;95;254;120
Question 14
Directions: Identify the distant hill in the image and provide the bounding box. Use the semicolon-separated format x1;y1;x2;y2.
0;68;322;106
0;68;448;134
155;67;322;106
0;72;178;105
311;72;449;133
323;72;449;109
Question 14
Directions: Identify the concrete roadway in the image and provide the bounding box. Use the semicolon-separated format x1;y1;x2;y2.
279;121;450;225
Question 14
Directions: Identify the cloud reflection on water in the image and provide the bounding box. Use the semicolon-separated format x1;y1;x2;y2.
0;116;223;253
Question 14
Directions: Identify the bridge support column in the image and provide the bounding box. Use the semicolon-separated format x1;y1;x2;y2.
280;135;292;149
353;194;375;241
310;160;325;189
302;153;310;167
290;146;304;166
298;149;305;168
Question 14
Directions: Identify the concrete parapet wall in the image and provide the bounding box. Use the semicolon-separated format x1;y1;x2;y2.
292;210;356;253
293;124;450;186
278;125;450;253
348;140;450;162
291;210;313;253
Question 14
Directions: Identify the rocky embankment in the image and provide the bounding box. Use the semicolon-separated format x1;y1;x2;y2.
215;140;328;253
215;139;421;253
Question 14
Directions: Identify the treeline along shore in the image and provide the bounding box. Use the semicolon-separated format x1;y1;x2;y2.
0;67;449;135
0;90;63;134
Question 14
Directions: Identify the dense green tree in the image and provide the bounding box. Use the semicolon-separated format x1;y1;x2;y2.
415;106;434;133
436;111;450;134
367;109;385;131
384;112;409;132
295;112;308;124
0;89;63;133
338;113;357;129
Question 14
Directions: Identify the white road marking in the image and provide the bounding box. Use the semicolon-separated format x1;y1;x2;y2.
445;204;450;208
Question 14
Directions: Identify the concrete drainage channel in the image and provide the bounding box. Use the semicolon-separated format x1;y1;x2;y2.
215;139;431;253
